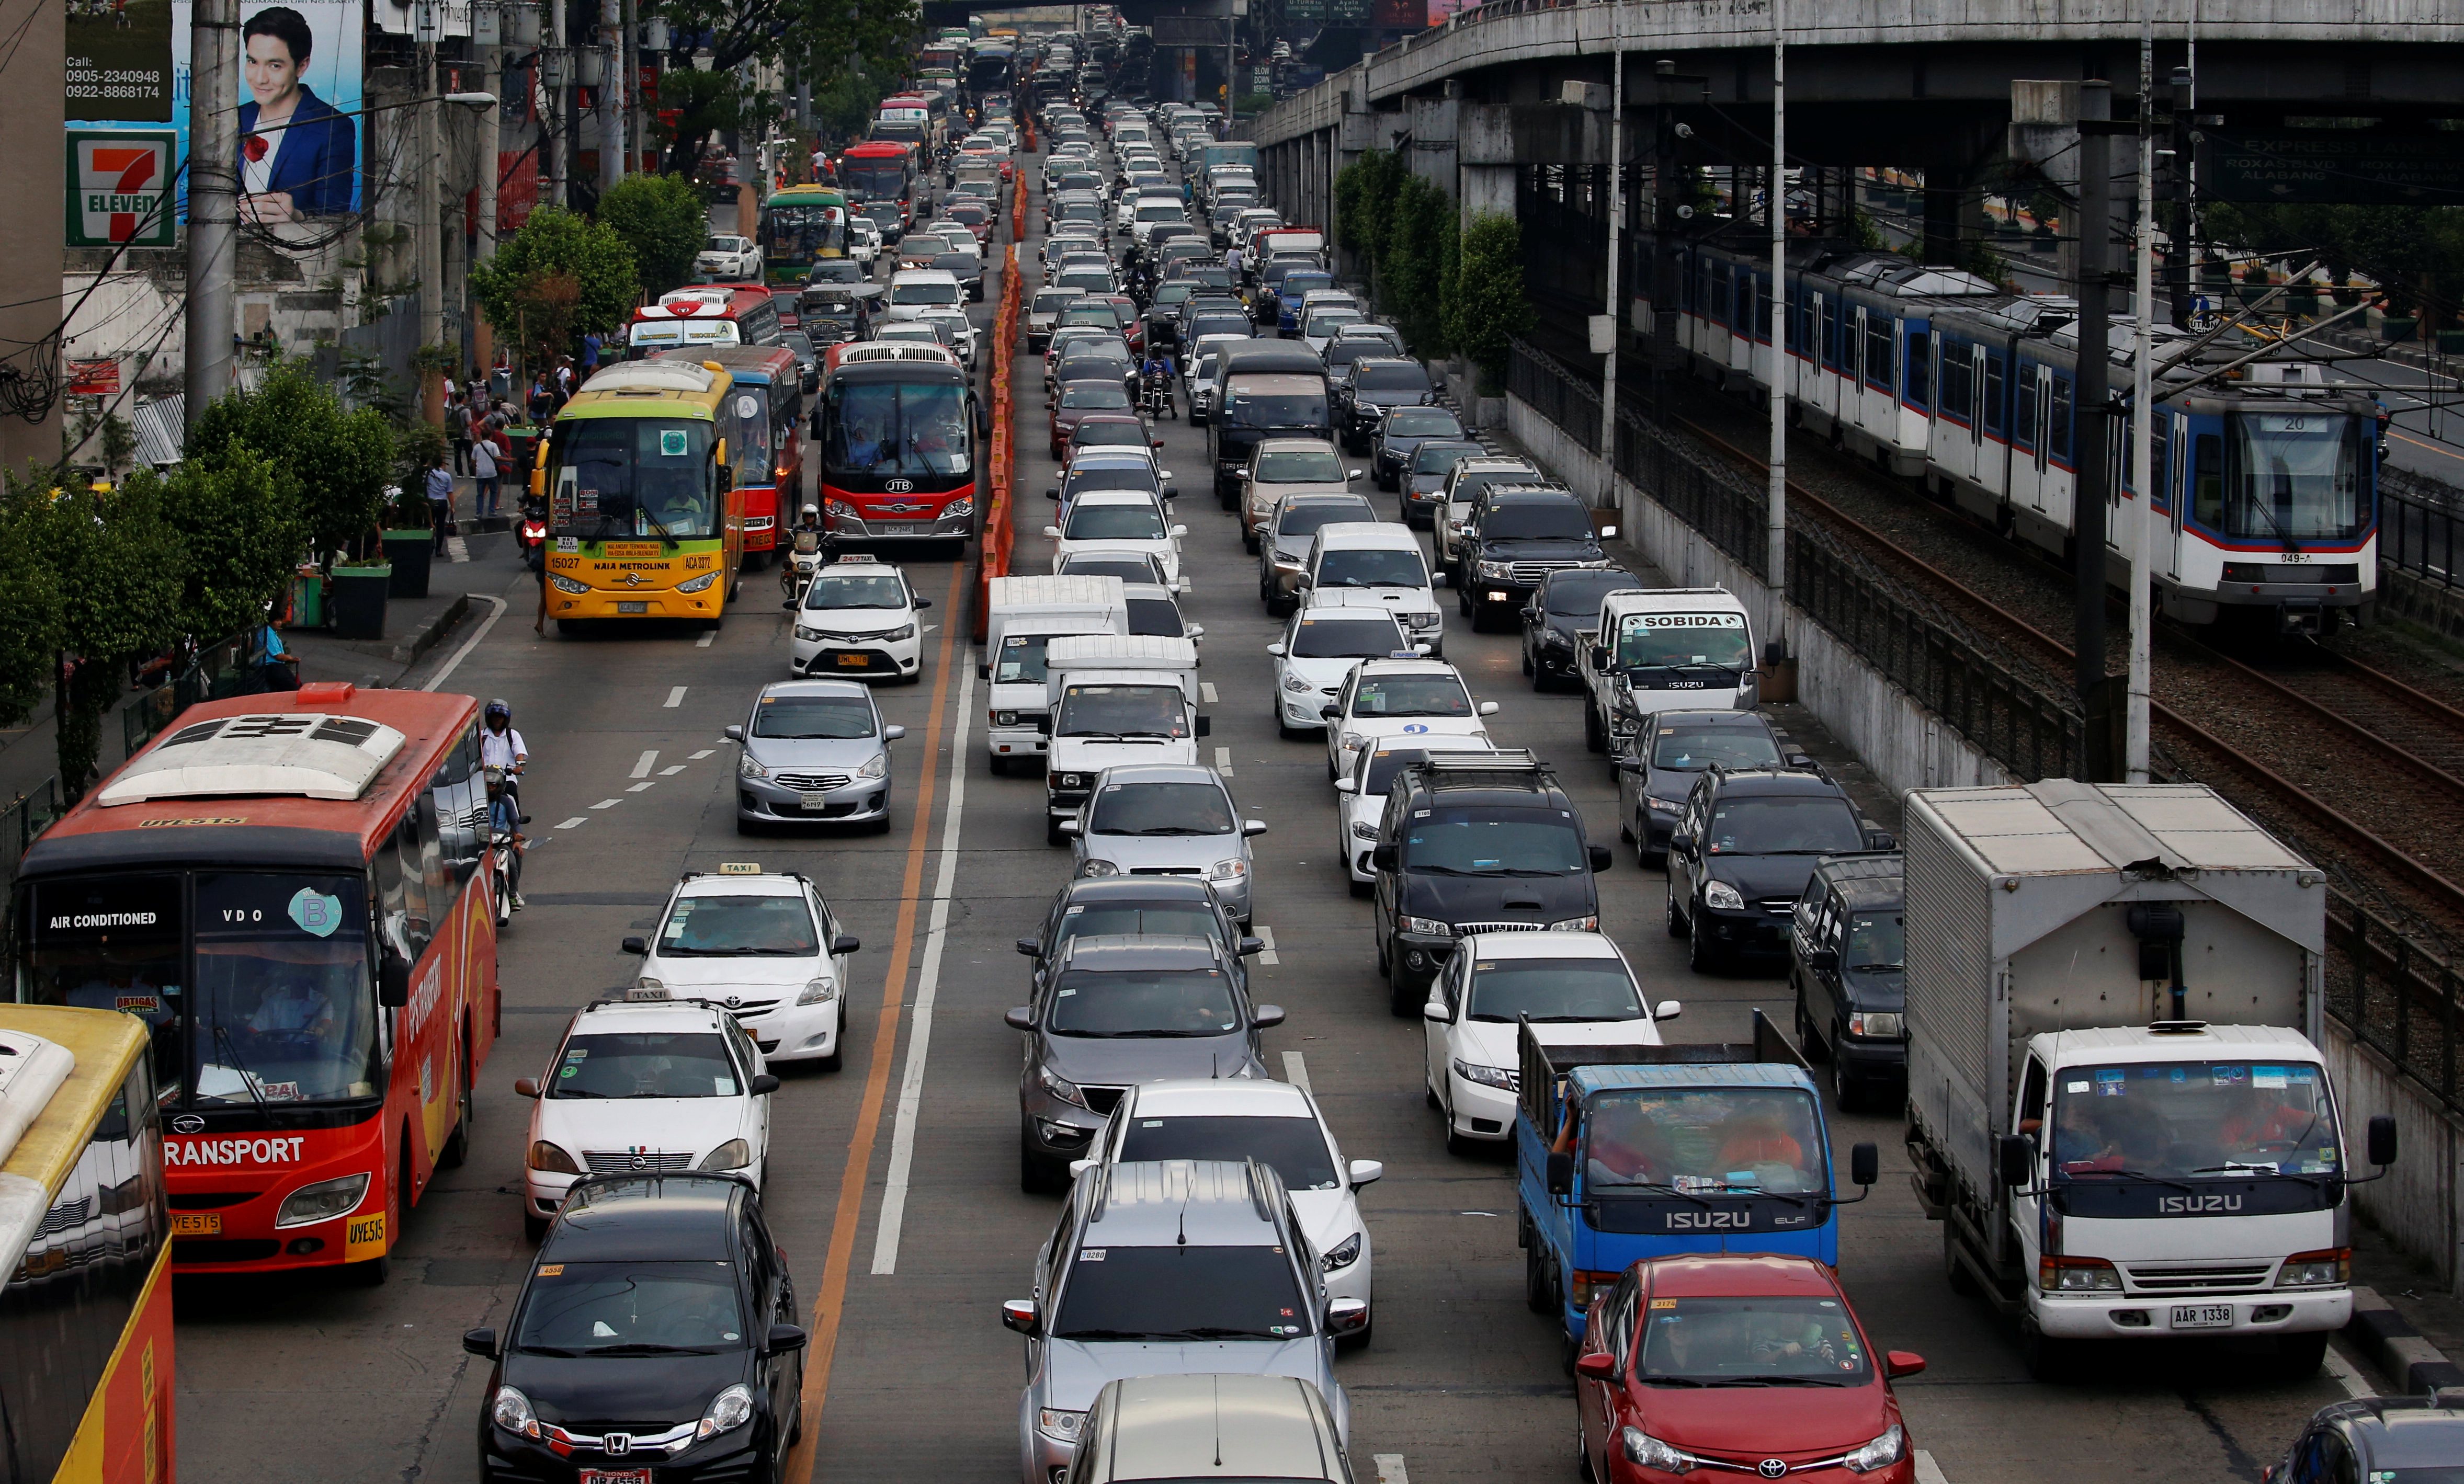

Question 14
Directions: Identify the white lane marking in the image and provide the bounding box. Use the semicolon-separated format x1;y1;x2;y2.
1913;1450;1952;1484
690;749;715;759
631;750;658;778
664;686;688;707
421;593;508;691
660;764;688;775
445;535;471;564
870;663;977;1276
1256;924;1279;965
2325;1343;2374;1400
1373;1456;1408;1484
1200;681;1218;703
628;781;656;793
555;816;588;829
591;798;621;809
696;630;716;647
1280;1049;1311;1093
1215;746;1233;777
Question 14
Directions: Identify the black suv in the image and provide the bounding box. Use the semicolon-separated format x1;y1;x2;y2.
1788;852;1906;1111
1666;767;1894;974
1369;750;1613;1014
1610;708;1809;862
1455;485;1615;632
465;1174;806;1484
1520;567;1642;691
1338;358;1436;452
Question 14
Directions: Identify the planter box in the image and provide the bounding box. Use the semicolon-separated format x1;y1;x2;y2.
382;532;434;597
329;566;391;640
2438;331;2464;357
2383;318;2420;344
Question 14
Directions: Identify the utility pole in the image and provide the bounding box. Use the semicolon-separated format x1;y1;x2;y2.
417;0;444;424
2073;78;2117;777
2166;66;2193;328
183;0;237;432
474;3;502;384
598;0;622;196
1766;0;1787;597
2127;15;2157;781
547;0;566;209
1596;3;1623;500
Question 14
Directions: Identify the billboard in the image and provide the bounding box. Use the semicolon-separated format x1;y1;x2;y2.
67;131;179;247
65;0;364;226
1369;0;1426;25
67;0;177;122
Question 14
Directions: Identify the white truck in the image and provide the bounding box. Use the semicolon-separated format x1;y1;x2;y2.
1901;779;2396;1381
1576;586;1759;757
984;575;1129;775
1040;634;1206;845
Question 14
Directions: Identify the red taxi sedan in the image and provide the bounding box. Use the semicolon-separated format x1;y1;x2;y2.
1576;1254;1924;1482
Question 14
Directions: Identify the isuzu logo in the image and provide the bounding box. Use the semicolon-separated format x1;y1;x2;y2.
2158;1193;2245;1213
884;478;914;493
1666;1209;1751;1229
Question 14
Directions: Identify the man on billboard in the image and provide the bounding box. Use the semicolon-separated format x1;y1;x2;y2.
237;5;355;220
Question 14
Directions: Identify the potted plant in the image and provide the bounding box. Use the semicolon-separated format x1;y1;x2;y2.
2381;300;2419;343
380;484;434;598
328;545;392;639
2331;272;2362;307
2286;279;2320;316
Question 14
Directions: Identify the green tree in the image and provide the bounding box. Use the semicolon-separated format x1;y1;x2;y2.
647;0;918;159
0;480;61;733
30;475;183;800
470;207;642;360
2206;202;2464;328
152;453;301;643
1383;175;1455;358
1448;212;1538;390
1335;148;1405;279
190;360;395;567
598;172;710;297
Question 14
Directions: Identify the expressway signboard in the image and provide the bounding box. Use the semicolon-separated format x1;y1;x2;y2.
2201;130;2464;205
1151;14;1230;44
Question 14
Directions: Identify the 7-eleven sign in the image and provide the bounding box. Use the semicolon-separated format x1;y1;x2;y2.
66;131;176;248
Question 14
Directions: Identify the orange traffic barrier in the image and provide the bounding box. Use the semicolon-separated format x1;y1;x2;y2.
975;243;1025;641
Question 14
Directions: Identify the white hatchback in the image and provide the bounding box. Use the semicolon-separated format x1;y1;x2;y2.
791;555;929;681
514;995;777;1239
1265;598;1413;737
1047;490;1187;586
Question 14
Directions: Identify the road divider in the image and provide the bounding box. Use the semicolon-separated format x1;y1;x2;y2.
975;242;1023;643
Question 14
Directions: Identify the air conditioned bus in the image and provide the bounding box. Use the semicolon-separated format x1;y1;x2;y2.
539;359;746;629
817;341;978;555
625;284;782;359
838;141;918;225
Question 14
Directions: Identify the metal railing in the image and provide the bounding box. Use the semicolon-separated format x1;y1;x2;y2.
2328;893;2464;1117
2383;467;2464;589
0;775;60;920
121;629;289;757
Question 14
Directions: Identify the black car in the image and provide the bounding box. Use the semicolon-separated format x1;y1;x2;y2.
930;250;987;302
1339;359;1435;452
1666;767;1895;974
1611;708;1808;861
1455;485;1614;631
1788;852;1906;1111
1520;567;1643;690
805;258;866;285
464;1174;805;1484
1014;875;1263;1003
1398;437;1485;527
1369;750;1613;1014
856;203;904;245
1369;404;1469;491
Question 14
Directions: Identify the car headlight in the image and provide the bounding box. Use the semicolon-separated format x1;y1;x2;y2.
1621;1427;1695;1475
740;752;770;780
880;622;917;642
493;1386;541;1439
1351;821;1379;841
1646;796;1684;814
1549;916;1599;932
825;499;860;518
697;1384;756;1440
527;1140;581;1174
1321;1231;1362;1271
1037;1408;1087;1443
1039;1066;1089;1109
1452;1059;1515;1091
794;625;826;642
1401;916;1449;937
993;710;1020;726
1282;672;1315;693
1540;629;1571;648
2276;1248;2351;1287
1049;772;1084;790
1609;710;1639;735
1844;1423;1907;1475
1339;731;1365;752
1077;858;1119;878
549;573;591;595
1407;612;1439;627
2039;1255;2122;1292
1846;1011;1904;1039
1477;561;1512;579
798;976;837;1006
698;1139;753;1172
1209;857;1246;881
676;569;721;593
1701;880;1746;911
945;497;975;518
856;750;889;780
274;1171;371;1228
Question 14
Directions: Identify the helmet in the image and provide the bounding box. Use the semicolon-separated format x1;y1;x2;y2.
483;765;505;794
801;503;820;518
484;699;512;726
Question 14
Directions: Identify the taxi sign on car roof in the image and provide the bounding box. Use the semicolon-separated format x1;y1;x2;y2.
717;862;763;875
623;984;673;1000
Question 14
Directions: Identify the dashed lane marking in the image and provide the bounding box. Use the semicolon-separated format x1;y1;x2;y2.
690;749;715;759
696;630;717;647
664;686;688;707
2325;1342;2374;1400
628;781;656;792
1280;1049;1310;1093
1200;681;1217;703
1256;924;1278;965
632;750;658;778
554;816;588;829
1215;745;1234;776
660;764;687;775
1373;1456;1408;1484
590;798;621;809
1914;1450;1952;1484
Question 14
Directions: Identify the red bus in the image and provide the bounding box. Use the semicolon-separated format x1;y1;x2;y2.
817;340;978;555
626;283;783;359
656;343;805;564
14;683;501;1284
838;141;919;225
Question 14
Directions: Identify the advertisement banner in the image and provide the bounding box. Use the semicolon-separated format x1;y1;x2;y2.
67;0;177;122
66;130;178;247
1369;0;1427;26
65;0;364;224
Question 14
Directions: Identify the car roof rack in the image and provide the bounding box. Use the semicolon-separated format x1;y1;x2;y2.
1407;748;1549;789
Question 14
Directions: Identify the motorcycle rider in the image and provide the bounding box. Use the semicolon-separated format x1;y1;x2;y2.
485;765;526;911
481;698;527;805
1140;350;1176;420
785;501;828;602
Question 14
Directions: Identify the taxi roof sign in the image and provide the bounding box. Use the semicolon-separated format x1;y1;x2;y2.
717;861;763;875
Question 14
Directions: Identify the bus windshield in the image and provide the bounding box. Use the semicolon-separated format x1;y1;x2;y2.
763;204;844;269
550;418;717;540
842;159;910;201
827;380;971;476
725;391;772;487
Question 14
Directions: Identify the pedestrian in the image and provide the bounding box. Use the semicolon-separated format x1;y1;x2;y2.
451;392;476;475
581;330;601;376
425;457;455;553
473;433;499;518
527;373;554;424
553;356;574;401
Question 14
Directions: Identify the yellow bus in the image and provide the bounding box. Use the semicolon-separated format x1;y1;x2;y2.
0;1005;175;1484
538;360;747;633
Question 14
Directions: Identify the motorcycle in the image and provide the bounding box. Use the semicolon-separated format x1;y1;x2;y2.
484;767;528;926
516;498;547;580
1140;369;1176;423
780;526;830;606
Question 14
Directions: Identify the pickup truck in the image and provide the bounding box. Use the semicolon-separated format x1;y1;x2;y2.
1515;1013;1878;1363
1575;587;1759;758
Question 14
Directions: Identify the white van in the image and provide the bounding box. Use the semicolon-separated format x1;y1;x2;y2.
884;268;963;323
1293;520;1447;657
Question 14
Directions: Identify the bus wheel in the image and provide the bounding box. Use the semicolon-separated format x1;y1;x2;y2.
440;1034;473;1169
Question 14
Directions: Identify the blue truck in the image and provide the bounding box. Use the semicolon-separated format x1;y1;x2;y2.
1514;1012;1879;1359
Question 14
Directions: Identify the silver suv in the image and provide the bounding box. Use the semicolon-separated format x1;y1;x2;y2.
1433;454;1539;578
1002;1160;1362;1484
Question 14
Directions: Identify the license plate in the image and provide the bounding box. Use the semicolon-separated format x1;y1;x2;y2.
616;601;648;614
836;653;868;667
2171;1304;2234;1329
800;792;832;809
876;522;928;535
171;1212;221;1236
580;1472;650;1484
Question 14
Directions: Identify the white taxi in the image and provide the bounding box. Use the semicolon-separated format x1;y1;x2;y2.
791;555;930;682
621;865;862;1067
1321;657;1497;784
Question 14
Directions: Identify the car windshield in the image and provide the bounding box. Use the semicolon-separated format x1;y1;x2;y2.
706;236;742;253
808;260;864;284
1466;958;1647;1022
547;1031;740;1099
827;380;970;477
1703;796;1864;855
1117;1116;1339;1190
1065;504;1166;540
1617;613;1754;670
1354;673;1468;716
1413;441;1483;476
1845;912;1903;972
1635;1295;1871;1384
1050;1243;1307;1340
2050;1060;2341;1178
1318;549;1426;589
1061;556;1164;583
1066;466;1160;495
513;1261;748;1354
1275;501;1371;539
995;633;1071;684
1354;364;1432;393
1358;747;1487;795
1307;311;1364;336
1061;384;1134;410
1126;597;1184;638
1059;306;1120;328
1280;273;1333;299
1090;781;1234;836
549;418;716;541
1053;904;1225;954
1046;966;1239;1036
805;573;907;609
890;278;960;304
1483;503;1593;540
751;694;878;739
1651;725;1784;770
931;254;978;276
1402;810;1586;875
1292;615;1404;658
1035;289;1083;313
1584;1087;1829;1194
657;893;819;955
1256;449;1345;483
1225;393;1330;429
1190;315;1250;339
1056;684;1187;739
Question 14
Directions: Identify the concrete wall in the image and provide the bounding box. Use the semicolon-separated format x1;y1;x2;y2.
2380;567;2464;651
2323;1020;2464;1291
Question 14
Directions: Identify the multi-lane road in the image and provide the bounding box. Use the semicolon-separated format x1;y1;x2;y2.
169;165;2378;1484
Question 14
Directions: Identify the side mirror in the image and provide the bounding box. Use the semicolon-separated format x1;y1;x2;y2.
1668;833;1696;855
1348;469;1365;480
1333;777;1356;794
462;1328;501;1360
884;725;907;741
1017;935;1043;957
1785;751;1813;768
2370;1112;2399;1167
1069;1157;1097;1180
1348;1158;1384;1188
1808;947;1840;972
1884;1351;1925;1380
915;598;932;609
1046;487;1060;499
1252;1004;1286;1030
832;933;862;954
765;1324;809;1354
619;935;649;955
782;600;798;610
1370;842;1398;872
751;1074;781;1096
1591;646;1610;667
1043;525;1062;538
1653;999;1683;1021
1185;624;1205;641
1477;701;1500;716
1430;570;1448;588
1265;642;1287;657
1195;715;1211;737
1238;935;1265;956
1001;1299;1040;1335
1866;830;1899;852
1614;758;1644;774
1164;487;1182;501
1243;819;1268;837
1850;1141;1879;1188
1587;844;1613;872
1169;523;1188;537
513;1077;540;1098
1057;820;1082;837
379;954;411;1008
1423;998;1448;1023
1326;1297;1369;1334
1546;1150;1575;1196
1005;1006;1037;1031
1996;1133;2035;1188
1574;1351;1618;1382
1319;705;1340;720
724;724;745;743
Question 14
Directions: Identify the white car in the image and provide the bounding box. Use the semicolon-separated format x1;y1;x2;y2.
1334;737;1497;894
1047;489;1187;585
514;993;778;1239
1265;597;1413;738
1077;1078;1383;1334
917;305;980;369
846;219;881;267
696;233;762;281
1420;933;1680;1151
627;865;862;1066
1321;657;1496;783
791;555;929;681
885;268;963;323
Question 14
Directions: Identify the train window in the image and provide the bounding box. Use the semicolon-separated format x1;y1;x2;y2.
2150;419;2171;507
1756;273;1773;340
1864;313;1893;390
2193;433;2224;525
1983;352;2006;435
2049;375;2073;461
1941;346;1972;426
1906;329;1930;410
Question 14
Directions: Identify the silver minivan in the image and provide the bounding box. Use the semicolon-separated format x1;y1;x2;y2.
1065;1374;1354;1484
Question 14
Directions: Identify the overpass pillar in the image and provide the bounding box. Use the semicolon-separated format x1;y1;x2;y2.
1921;172;1988;269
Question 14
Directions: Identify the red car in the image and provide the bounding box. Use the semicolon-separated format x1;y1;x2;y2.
1575;1255;1924;1483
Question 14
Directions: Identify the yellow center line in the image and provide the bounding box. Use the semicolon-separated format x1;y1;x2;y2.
786;557;969;1482
2391;428;2464;465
